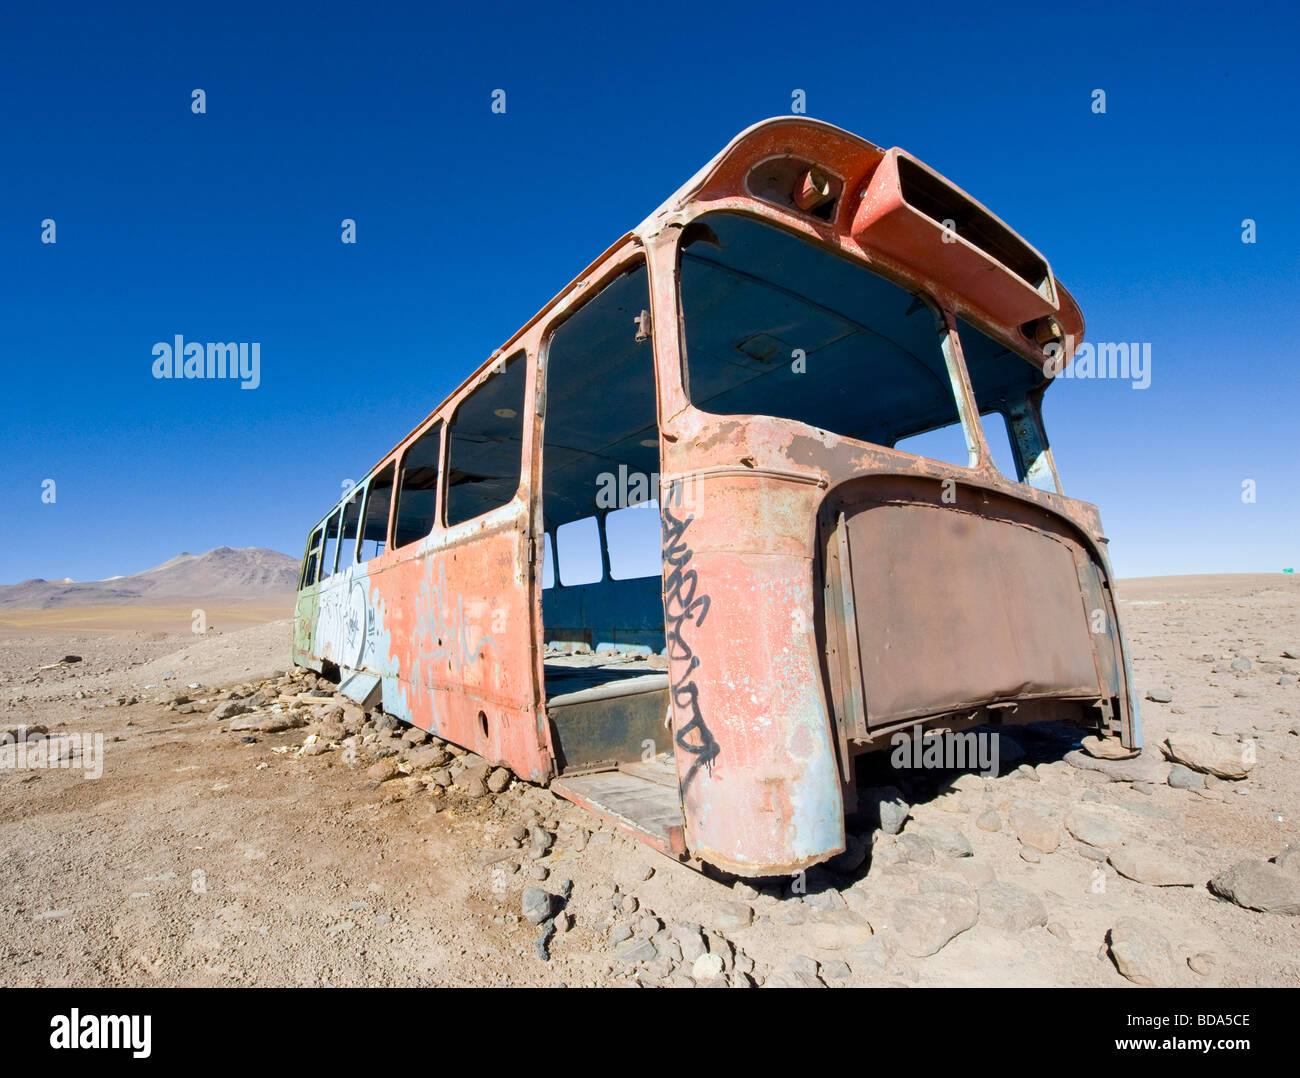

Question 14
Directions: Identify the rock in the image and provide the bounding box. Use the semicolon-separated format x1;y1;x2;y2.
672;923;707;963
1019;845;1041;864
616;939;658;964
401;726;429;745
1162;732;1254;780
1275;844;1300;876
228;712;307;733
978;881;1047;931
1108;846;1197;887
976;808;1001;832
820;959;851;980
897;832;935;865
919;873;977;906
692;953;724;980
521;887;555;925
711;901;753;932
1145;687;1174;703
211;700;249;721
912;822;972;859
1009;805;1061;854
1080;734;1139;760
608;922;633;946
407;745;450;770
1229;658;1252;672
1167;764;1205;790
453;771;487;798
486;767;512;793
365;758;401;784
1107;918;1175;987
888;891;978;957
1209;860;1300;914
1064;747;1172;785
1064;805;1128;850
862;785;910;835
1188;953;1216;976
808;908;874;950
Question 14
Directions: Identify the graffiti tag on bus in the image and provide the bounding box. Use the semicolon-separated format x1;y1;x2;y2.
662;489;719;789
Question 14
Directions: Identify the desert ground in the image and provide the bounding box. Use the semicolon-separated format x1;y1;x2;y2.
1;574;1297;988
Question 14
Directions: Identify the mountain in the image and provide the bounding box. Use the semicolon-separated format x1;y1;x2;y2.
0;547;300;609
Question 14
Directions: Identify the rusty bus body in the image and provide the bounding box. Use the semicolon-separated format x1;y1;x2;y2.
293;117;1141;877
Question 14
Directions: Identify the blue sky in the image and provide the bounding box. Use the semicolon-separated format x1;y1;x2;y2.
1;1;1296;583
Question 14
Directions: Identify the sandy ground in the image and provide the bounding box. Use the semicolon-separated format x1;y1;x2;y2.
1;577;1297;988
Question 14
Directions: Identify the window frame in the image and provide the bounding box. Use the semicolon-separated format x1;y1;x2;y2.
392;418;445;552
442;349;529;529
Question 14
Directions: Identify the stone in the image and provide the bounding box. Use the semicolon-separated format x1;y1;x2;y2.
820;959;852;980
229;712;307;733
486;767;512;793
808;908;873;950
1010;805;1061;854
862;785;910;835
978;881;1047;931
711;901;753;932
692;953;724;981
1145;687;1174;703
1107;918;1175;987
1108;845;1197;887
616;939;658;964
365;758;401;784
672;923;707;963
1162;732;1254;780
453;771;487;797
1064;805;1128;850
976;808;1001;832
1080;734;1139;760
1188;953;1216;976
1209;860;1300;914
407;745;450;770
211;700;249;721
521;887;554;925
912;822;972;859
888;891;978;957
897;833;935;865
1064;747;1172;785
1275;844;1300;876
1167;764;1205;790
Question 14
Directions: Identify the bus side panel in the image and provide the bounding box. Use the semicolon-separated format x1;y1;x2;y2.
663;477;845;876
366;523;552;783
293;585;321;671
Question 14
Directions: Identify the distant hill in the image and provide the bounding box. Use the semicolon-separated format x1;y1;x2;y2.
0;547;300;609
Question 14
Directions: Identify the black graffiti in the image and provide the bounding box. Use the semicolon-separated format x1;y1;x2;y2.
662;488;718;789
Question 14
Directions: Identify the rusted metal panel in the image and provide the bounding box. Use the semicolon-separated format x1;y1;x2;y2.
825;483;1107;731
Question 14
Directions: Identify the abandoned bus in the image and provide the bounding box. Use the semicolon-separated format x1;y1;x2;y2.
293;117;1141;877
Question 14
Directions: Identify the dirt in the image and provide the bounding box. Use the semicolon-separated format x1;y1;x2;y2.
1;576;1298;987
